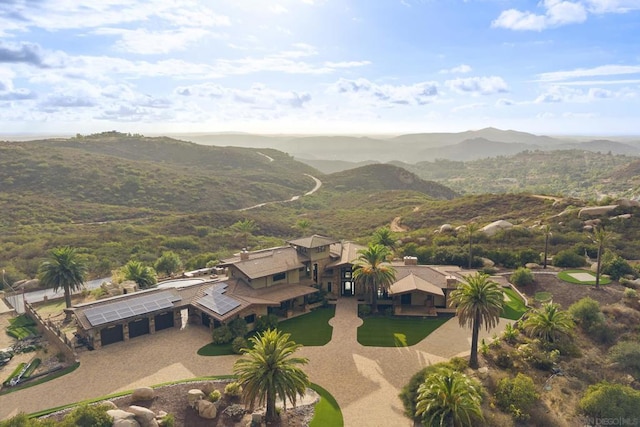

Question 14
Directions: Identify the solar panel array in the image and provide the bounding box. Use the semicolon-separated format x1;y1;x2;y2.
197;283;241;316
84;291;182;327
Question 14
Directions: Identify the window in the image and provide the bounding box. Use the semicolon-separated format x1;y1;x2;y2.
244;314;256;324
315;246;326;253
327;282;332;293
343;270;351;279
273;272;286;282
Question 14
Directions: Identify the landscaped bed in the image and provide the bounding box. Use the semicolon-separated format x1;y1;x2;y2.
357;315;450;347
6;315;39;340
558;269;611;285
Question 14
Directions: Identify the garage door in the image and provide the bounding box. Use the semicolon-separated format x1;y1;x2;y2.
100;325;124;346
154;311;175;331
128;318;150;339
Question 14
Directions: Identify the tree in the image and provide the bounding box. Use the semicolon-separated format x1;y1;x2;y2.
294;219;311;237
154;251;182;277
449;273;503;369
233;329;309;423
590;226;612;289
415;367;483;427
122;260;157;289
542;224;551;269
352;243;396;313
523;303;574;344
38;247;87;310
463;222;480;269
231;219;258;249
371;226;396;252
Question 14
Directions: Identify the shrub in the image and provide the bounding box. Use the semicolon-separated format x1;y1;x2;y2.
231;336;248;354
502;323;519;343
223;404;246;421
568;297;604;331
601;252;634;281
587;321;616;345
211;326;233;345
254;314;279;332
624;287;638;299
161;414;175;427
62;404;112;427
495;350;514;369
208;389;222;402
552;250;586;268
580;382;640;419
510;267;534;287
224;381;243;397
495;373;539;421
517;249;541;266
228;317;247;338
358;304;372;317
608;341;640;375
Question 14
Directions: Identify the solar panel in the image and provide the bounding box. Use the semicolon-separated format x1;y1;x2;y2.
197;283;241;316
84;291;182;327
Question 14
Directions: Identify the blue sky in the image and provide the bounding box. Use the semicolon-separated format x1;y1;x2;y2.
1;0;639;136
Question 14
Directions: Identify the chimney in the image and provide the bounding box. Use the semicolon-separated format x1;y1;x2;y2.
240;248;249;261
403;256;418;266
446;276;458;288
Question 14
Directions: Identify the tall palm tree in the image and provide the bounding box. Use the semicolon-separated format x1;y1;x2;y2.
523;303;574;344
294;219;311;237
122;260;157;289
232;219;258;249
233;329;309;423
38;247;87;310
352;243;396;313
542;224;552;269
463;222;480;269
449;273;503;369
591;226;612;289
416;367;483;427
372;226;396;252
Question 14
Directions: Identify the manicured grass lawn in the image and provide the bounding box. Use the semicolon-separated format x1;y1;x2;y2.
278;306;335;346
357;315;450;347
534;291;553;303
501;287;528;320
310;383;343;427
558;269;611;285
198;306;336;356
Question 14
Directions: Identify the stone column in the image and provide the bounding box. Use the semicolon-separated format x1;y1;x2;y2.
149;315;156;334
123;323;130;341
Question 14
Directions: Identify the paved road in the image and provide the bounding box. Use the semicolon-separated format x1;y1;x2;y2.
0;299;504;425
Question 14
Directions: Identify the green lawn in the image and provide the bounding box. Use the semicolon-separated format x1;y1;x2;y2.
309;383;343;427
357;315;450;347
534;291;553;303
501;287;528;320
558;270;612;285
278;306;335;346
198;306;336;356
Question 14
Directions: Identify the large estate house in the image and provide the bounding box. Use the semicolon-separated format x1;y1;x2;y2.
71;235;471;349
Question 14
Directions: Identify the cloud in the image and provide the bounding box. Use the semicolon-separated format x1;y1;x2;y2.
452;102;486;112
439;64;472;74
492;0;588;31
174;83;312;109
95;28;212;55
0;89;36;101
445;76;509;95
330;78;438;106
536;64;640;82
496;98;515;106
270;4;289;14
0;42;47;67
323;60;371;68
534;85;624;103
585;0;640;13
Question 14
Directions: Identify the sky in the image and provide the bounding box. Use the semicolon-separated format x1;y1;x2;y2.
1;0;639;136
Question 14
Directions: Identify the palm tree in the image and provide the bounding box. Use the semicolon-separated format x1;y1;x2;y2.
232;219;258;249
591;226;612;289
352;243;396;313
122;260;157;289
233;329;309;423
449;273;503;369
294;219;311;237
542;224;552;269
523;303;574;344
416;367;483;427
463;222;480;269
372;226;396;252
38;247;87;310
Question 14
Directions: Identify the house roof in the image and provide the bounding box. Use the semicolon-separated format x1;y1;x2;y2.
231;247;305;279
327;241;366;267
287;235;339;249
389;273;445;296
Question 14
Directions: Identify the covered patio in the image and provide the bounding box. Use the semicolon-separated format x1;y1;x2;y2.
388;272;449;317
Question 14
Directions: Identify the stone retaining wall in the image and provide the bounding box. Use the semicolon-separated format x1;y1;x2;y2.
24;301;78;363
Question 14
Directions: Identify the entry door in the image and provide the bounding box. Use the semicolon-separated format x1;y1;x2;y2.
342;281;354;296
401;294;411;305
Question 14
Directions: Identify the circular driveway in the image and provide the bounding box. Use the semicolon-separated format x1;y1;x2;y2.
0;299;505;426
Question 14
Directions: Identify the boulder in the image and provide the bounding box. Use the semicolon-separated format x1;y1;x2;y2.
439;224;453;233
188;389;205;408
480;220;513;237
578;205;618;218
101;400;118;410
108;409;139;427
197;400;218;419
127;405;158;427
481;258;495;268
131;387;155;402
525;263;540;270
